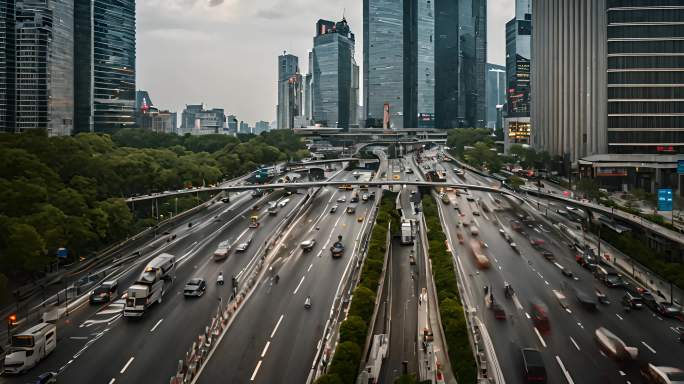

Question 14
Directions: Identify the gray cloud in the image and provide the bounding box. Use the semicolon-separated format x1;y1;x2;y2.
208;0;223;6
255;9;286;20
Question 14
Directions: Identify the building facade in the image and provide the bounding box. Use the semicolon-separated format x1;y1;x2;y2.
254;120;269;134
312;18;356;129
180;104;225;135
504;0;531;151
74;0;135;134
531;0;608;167
276;53;302;129
415;0;435;128
606;0;684;155
0;0;15;133
434;0;487;129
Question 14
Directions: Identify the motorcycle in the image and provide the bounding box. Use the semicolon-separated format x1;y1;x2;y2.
304;296;312;309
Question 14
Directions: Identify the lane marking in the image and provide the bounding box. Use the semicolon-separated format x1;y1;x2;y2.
641;341;657;354
570;337;580;351
250;360;262;381
293;276;306;295
616;313;623;321
271;314;284;338
534;327;547;348
577;322;584;330
150;318;163;332
108;379;116;384
619;371;626;376
69;336;88;340
261;341;271;358
308;263;313;272
525;312;531;319
556;356;575;384
120;356;135;374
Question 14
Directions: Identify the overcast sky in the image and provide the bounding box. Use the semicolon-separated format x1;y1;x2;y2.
137;0;515;125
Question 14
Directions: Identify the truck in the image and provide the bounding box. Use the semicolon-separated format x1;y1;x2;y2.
124;253;176;318
595;327;639;361
3;322;56;374
469;239;491;269
267;202;279;216
400;219;415;245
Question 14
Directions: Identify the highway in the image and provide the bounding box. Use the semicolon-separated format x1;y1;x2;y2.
196;172;379;383
431;152;684;384
2;185;307;383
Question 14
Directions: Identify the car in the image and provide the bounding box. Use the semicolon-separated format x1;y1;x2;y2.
560;267;574;278
656;302;684;321
410;190;417;195
622;292;644;309
89;280;119;304
539;249;554;261
235;237;253;252
362;193;369;202
183;278;207;297
330;205;338;213
221;197;230;203
337;196;346;203
35;372;58;384
357;216;364;222
530;238;545;246
466;195;475;202
330;241;345;257
472;210;480;216
521;348;547;383
300;239;316;251
409;255;416;265
405;168;413;174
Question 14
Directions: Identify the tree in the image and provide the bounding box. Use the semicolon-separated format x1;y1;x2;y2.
1;223;47;275
577;178;601;201
508;176;525;190
314;375;344;384
327;341;361;384
339;316;367;346
446;128;495;157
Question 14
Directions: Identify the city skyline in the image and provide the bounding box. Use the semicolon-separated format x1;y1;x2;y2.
137;0;514;125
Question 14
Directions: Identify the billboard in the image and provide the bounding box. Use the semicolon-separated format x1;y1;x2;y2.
658;189;673;212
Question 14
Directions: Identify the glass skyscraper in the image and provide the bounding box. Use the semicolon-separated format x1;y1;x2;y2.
312;18;356;129
0;0;15;133
606;0;684;154
434;0;487;129
415;0;435;128
504;0;531;150
276;53;302;129
74;0;135;134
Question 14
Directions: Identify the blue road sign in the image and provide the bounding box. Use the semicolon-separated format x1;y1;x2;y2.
658;189;673;212
57;247;68;258
678;160;684;174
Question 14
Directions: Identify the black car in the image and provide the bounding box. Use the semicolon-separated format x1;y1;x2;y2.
89;280;119;304
183;278;207;297
521;348;547;383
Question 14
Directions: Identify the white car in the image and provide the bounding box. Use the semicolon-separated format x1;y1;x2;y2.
278;198;290;208
300;240;316;251
337;196;346;203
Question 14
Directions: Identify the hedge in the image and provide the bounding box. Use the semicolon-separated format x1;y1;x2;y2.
316;192;400;384
421;195;478;383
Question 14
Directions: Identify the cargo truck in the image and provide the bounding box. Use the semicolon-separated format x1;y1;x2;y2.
400;219;415;245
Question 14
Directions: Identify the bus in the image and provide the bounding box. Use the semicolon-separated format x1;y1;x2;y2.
3;322;57;374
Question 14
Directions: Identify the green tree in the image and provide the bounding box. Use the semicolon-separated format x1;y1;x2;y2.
508;175;525;190
339;315;367;346
1;223;48;274
327;341;361;384
314;374;344;384
446;128;495;157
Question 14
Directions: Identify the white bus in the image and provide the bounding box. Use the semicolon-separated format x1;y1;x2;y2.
3;322;57;374
124;253;176;318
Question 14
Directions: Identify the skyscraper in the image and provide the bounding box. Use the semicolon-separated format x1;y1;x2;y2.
606;1;684;155
364;0;436;129
180;104;225;135
434;0;487;129
74;0;135;134
0;0;15;133
504;0;531;151
276;52;302;129
311;18;357;129
531;0;607;166
486;63;505;129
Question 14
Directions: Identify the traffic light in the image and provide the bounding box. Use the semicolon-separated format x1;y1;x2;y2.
8;314;17;326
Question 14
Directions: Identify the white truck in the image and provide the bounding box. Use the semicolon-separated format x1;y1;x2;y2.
3;322;56;374
400;219;415;245
595;327;638;361
124;253;176;318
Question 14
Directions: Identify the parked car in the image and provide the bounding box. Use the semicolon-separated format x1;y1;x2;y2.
183;278;207;297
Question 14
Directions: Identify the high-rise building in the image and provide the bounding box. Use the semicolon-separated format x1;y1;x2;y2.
74;0;135;134
434;0;487;129
239;121;250;134
0;0;15;133
226;115;238;134
504;0;531;151
276;52;302;129
304;50;313;124
255;120;269;134
364;0;436;129
531;0;607;167
180;104;225;135
486;63;506;129
606;1;684;155
2;0;74;136
311;18;357;129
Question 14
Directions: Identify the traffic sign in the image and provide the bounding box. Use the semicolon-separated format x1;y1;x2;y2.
678;160;684;174
658;189;673;212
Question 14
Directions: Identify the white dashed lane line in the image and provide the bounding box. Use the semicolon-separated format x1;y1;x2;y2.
641;341;657;354
120;356;134;374
271;314;284;338
570;337;580;351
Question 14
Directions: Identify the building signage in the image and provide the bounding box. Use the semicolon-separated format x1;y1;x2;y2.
658;189;673;212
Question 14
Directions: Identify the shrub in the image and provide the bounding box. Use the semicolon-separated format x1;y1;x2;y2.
327;341;362;384
339;316;368;347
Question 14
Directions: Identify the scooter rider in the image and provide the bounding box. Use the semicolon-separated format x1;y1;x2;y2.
217;272;224;285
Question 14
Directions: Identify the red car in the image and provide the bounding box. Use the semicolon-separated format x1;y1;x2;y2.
530;238;545;246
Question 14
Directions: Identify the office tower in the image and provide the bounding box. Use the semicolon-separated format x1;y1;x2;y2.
304;50;313;123
227;115;238;134
180;104;225;135
415;0;435;128
276;52;302;129
311;18;356;129
0;0;15;132
486;63;505;129
11;0;73;136
434;0;487;129
239;121;250;134
504;0;531;151
606;1;684;155
364;0;404;128
531;0;607;166
74;0;135;134
255;120;269;134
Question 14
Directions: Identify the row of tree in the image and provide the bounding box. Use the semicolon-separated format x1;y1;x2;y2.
0;129;308;291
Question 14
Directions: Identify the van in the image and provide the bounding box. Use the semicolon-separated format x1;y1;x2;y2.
521;348;547;383
3;323;57;374
89;280;119;304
